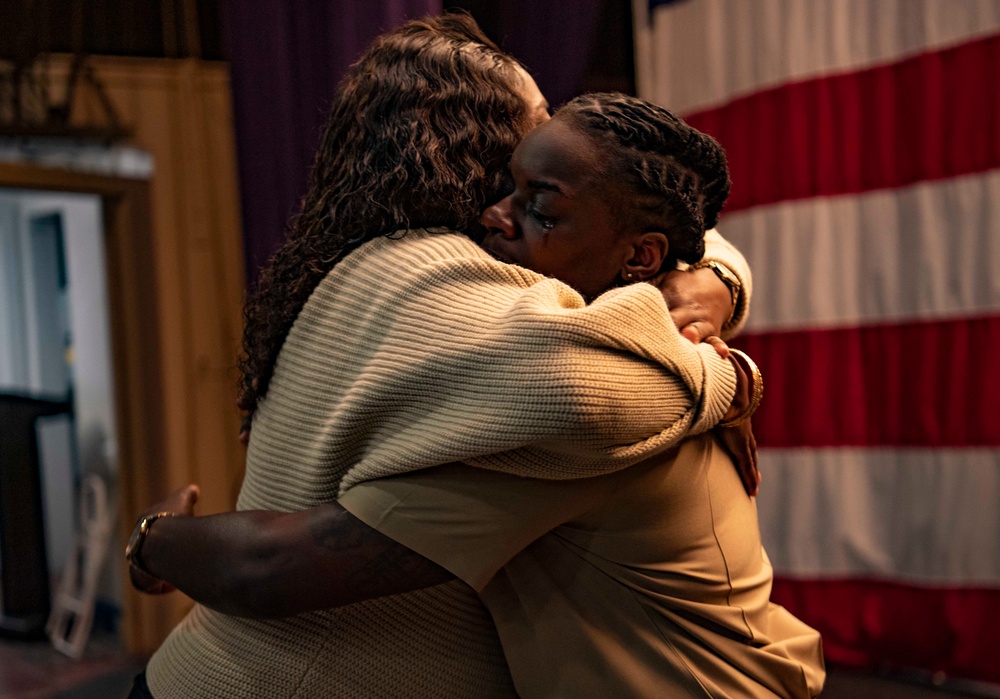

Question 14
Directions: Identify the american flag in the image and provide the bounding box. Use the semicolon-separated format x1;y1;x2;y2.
636;0;1000;684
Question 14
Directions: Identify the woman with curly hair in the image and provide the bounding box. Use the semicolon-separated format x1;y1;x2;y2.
123;15;805;699
134;92;822;699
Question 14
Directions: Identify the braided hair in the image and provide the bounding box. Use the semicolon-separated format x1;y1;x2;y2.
557;93;731;269
238;14;530;419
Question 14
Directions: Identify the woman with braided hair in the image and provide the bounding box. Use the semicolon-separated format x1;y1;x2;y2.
480;92;731;296
438;93;826;697
125;15;821;698
338;93;823;697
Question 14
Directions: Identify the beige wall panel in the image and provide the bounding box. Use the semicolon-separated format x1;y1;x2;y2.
121;76;196;497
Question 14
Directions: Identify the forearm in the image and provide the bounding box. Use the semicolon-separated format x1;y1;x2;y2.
138;503;453;618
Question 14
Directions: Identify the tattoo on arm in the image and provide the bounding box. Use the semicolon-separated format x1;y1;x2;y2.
307;503;453;601
308;504;367;552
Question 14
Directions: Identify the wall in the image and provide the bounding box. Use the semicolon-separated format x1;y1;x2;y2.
11;55;250;653
0;199;28;386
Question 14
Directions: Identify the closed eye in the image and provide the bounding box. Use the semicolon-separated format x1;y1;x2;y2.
526;203;556;231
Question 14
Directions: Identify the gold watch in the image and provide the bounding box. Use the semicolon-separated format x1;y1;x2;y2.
125;512;176;572
689;260;741;328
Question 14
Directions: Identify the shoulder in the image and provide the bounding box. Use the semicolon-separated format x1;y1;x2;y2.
359;228;484;264
355;229;549;292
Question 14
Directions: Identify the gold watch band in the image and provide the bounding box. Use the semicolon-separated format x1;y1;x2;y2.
689;260;741;328
125;511;177;572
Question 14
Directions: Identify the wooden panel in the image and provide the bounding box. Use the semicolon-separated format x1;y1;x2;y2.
84;57;247;513
102;58;246;653
102;179;195;651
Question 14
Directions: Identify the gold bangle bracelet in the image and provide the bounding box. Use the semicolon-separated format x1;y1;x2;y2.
719;348;764;427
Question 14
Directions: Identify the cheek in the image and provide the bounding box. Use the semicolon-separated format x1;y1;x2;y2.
526;240;576;279
582;239;632;291
560;248;618;293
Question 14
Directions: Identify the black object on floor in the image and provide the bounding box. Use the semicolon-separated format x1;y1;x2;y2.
0;394;72;640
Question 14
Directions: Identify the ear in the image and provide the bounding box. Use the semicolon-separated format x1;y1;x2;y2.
621;232;669;281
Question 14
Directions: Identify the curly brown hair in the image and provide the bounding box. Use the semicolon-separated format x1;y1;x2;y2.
238;14;531;419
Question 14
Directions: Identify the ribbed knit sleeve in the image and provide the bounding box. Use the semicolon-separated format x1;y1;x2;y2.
239;230;736;508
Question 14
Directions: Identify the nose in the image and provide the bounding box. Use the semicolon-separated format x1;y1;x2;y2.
481;195;518;240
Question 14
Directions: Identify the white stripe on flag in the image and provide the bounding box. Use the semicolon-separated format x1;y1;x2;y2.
634;0;1000;114
757;447;1000;584
719;170;1000;332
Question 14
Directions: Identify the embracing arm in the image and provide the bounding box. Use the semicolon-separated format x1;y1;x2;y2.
658;227;753;342
129;486;452;618
701;227;752;336
651;227;760;494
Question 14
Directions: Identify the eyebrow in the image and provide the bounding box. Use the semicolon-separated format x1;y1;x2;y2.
527;179;565;194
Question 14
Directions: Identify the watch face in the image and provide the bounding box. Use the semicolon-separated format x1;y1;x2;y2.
712;262;740;290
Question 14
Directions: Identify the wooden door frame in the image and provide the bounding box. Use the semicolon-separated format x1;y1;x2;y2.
0;161;166;651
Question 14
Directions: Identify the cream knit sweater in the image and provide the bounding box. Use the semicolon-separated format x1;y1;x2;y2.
147;229;738;699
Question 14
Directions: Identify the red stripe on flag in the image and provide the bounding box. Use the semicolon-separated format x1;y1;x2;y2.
772;577;1000;683
732;315;1000;447
685;33;1000;213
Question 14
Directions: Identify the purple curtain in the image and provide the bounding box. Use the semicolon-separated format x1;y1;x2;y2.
445;0;629;109
226;0;441;284
476;0;606;109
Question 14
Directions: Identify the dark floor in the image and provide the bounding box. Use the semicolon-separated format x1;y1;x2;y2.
0;633;142;699
2;635;999;698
